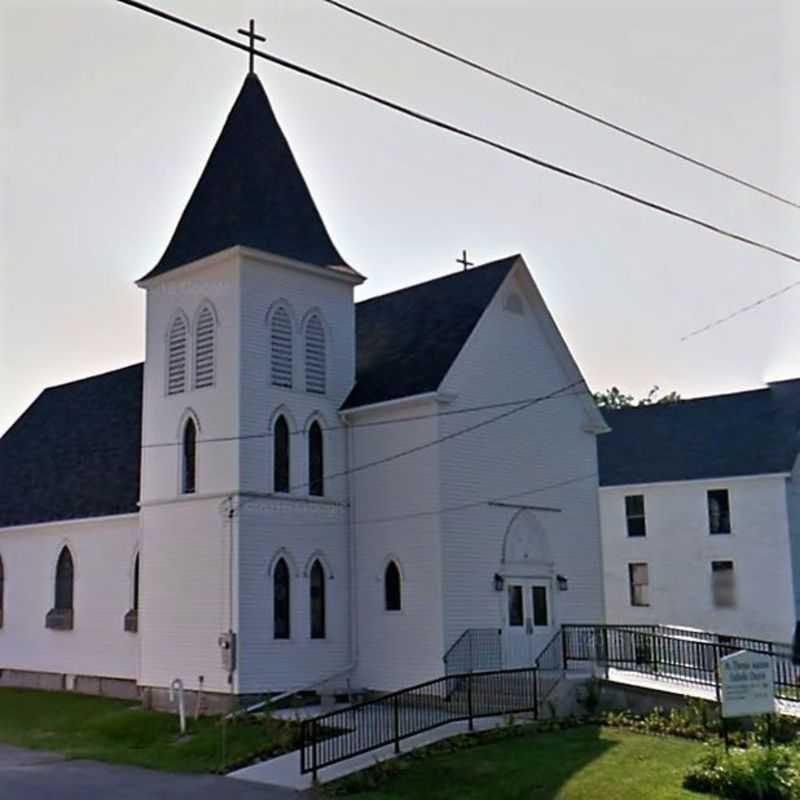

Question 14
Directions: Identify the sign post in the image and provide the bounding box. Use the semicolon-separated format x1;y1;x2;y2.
719;650;775;748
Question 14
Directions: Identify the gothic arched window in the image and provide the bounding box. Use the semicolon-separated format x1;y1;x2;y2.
305;314;326;394
167;313;188;395
270;307;293;388
182;418;197;494
310;559;326;639
194;305;216;389
385;561;401;611
55;547;74;612
274;558;290;639
308;421;324;497
273;415;290;493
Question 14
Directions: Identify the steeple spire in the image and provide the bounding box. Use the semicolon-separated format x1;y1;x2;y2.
140;74;350;282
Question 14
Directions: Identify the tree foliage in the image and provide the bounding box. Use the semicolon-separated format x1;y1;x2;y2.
593;385;681;409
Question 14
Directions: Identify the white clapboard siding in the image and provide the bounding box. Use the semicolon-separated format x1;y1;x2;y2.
194;307;216;389
167;315;188;395
305;315;326;394
271;307;293;388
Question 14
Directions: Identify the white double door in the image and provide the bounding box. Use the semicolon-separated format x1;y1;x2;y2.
503;578;554;668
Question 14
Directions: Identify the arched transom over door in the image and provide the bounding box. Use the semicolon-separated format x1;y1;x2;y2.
500;511;555;668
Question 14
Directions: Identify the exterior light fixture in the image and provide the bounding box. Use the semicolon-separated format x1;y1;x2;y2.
493;573;504;592
557;574;568;591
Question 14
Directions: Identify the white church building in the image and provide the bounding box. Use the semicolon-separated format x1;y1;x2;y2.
0;73;607;710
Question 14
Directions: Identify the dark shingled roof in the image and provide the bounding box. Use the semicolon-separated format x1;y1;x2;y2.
343;256;518;409
139;73;348;281
0;364;143;527
598;379;800;487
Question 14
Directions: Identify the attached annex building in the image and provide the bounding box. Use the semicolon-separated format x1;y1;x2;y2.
0;73;607;708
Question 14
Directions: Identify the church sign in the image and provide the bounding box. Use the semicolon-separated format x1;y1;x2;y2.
719;650;775;718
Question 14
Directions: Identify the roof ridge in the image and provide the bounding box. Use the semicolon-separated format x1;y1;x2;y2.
356;254;519;307
42;362;144;393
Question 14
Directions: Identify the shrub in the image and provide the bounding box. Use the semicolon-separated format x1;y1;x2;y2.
684;742;800;799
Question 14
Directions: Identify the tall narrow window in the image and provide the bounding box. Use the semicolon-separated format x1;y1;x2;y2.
167;314;188;394
385;561;401;611
305;314;326;394
125;553;140;633
133;553;140;612
308;421;324;497
45;547;74;630
708;490;731;534
0;556;4;628
628;563;649;607
274;558;290;639
194;305;215;388
712;561;736;608
273;416;290;493
182;418;197;494
625;495;646;537
310;559;326;639
271;307;293;388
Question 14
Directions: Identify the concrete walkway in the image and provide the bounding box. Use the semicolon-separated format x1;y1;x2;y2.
0;743;310;800
230;713;515;789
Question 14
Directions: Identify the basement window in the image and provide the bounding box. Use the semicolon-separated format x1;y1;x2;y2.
712;561;736;608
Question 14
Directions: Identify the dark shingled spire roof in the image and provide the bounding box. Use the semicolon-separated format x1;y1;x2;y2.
140;74;348;281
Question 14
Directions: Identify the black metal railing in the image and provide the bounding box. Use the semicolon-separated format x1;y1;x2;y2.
534;628;566;704
562;624;800;701
299;666;538;779
443;628;502;675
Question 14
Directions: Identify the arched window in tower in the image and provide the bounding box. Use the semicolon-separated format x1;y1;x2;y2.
308;421;324;497
273;415;290;493
182;418;197;494
194;305;216;389
271;307;293;388
385;560;402;611
305;314;326;394
274;558;290;639
167;314;188;395
0;556;4;628
310;559;326;639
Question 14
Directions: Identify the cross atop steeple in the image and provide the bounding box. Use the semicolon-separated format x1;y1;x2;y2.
237;19;266;75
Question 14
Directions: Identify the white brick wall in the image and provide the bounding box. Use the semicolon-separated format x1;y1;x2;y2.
0;515;139;680
600;474;796;642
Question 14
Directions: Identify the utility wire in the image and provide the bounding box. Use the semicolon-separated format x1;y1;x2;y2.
116;0;800;268
233;471;598;529
321;0;800;211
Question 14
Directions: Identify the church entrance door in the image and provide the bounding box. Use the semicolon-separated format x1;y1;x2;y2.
503;579;553;668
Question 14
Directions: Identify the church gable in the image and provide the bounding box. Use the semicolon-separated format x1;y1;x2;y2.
139;74;352;282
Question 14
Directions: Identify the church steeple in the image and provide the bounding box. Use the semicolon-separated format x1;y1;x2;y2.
140;74;349;281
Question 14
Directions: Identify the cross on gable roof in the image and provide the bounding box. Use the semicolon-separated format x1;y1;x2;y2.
139;73;349;282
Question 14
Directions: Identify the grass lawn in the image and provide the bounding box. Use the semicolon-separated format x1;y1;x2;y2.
337;726;715;800
0;687;298;773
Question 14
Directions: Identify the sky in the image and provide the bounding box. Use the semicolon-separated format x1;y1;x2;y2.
1;0;799;436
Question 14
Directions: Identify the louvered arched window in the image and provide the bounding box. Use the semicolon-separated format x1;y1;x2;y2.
55;547;74;611
194;305;216;389
167;314;188;395
305;314;326;394
308;421;324;497
385;561;401;611
271;307;293;388
274;557;290;639
310;559;326;639
273;415;290;493
182;418;197;494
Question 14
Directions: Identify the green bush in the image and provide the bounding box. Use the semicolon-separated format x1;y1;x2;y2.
684;742;800;799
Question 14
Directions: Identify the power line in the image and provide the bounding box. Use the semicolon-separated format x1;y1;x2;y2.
116;0;800;268
321;0;800;212
681;277;800;340
233;471;598;529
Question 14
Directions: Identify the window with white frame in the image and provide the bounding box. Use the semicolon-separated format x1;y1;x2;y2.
708;489;731;534
384;561;401;611
274;558;290;639
182;418;197;494
625;494;646;537
194;306;216;388
711;561;735;607
270;307;293;388
167;314;188;395
628;562;649;607
310;559;326;639
305;314;326;394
